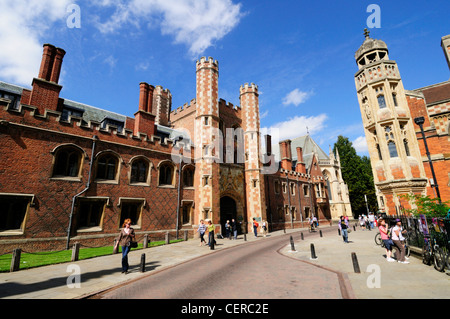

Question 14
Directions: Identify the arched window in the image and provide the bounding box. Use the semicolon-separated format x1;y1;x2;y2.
96;153;119;180
377;95;386;109
392;93;398;107
159;162;175;186
183;166;194;187
53;146;82;177
375;87;386;109
130;159;149;184
388;141;398;158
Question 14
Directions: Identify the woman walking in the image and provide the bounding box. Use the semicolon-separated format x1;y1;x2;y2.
197;219;207;246
114;218;136;274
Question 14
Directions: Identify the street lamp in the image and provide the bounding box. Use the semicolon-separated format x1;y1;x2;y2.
414;116;441;203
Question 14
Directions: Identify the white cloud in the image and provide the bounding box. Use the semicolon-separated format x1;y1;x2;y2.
0;0;71;86
352;135;368;154
262;114;328;143
93;0;244;56
260;110;269;119
282;88;312;106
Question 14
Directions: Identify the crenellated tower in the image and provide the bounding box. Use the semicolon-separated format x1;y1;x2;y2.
354;29;427;214
240;83;267;230
194;57;221;225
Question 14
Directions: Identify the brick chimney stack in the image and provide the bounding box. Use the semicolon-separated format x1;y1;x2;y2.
295;147;306;174
29;44;66;114
134;82;156;137
279;140;292;171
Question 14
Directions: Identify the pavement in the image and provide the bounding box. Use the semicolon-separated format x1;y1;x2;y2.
0;225;449;299
279;226;450;299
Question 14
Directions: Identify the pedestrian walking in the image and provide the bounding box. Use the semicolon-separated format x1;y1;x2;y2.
359;215;365;230
197;219;207;246
338;216;349;243
252;218;259;238
392;219;409;264
207;220;216;247
114;218;136;274
231;218;238;240
369;213;375;229
225;220;231;239
378;218;395;262
262;220;269;237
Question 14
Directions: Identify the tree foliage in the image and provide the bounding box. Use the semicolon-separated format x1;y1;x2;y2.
400;194;450;217
333;135;377;217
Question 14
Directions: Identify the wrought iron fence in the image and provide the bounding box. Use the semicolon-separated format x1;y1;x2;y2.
380;214;450;250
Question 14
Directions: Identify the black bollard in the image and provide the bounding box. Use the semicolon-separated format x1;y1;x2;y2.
301;232;304;240
310;243;317;260
290;236;296;252
210;236;215;250
319;230;323;237
244;233;247;241
351;252;361;273
140;254;146;272
353;225;356;232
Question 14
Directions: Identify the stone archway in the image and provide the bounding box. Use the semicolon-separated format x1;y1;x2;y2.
220;196;237;236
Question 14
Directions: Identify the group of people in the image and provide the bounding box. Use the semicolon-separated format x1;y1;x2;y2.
378;218;410;264
359;213;376;230
196;219;217;247
338;214;410;264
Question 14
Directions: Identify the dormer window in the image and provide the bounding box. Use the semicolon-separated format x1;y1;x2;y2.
101;118;124;133
61;106;84;122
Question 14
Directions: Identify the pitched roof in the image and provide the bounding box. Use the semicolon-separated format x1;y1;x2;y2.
272;135;330;171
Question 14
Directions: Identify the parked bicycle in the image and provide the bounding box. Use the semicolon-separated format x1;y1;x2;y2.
422;235;445;271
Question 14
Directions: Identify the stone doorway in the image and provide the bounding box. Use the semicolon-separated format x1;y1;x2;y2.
220;196;237;236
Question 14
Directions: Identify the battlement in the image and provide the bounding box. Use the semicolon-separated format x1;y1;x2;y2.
170;98;197;116
0;102;180;150
240;83;259;94
219;98;241;111
154;85;172;97
196;56;219;69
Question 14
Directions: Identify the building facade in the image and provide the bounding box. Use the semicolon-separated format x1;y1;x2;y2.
354;30;450;215
0;44;339;253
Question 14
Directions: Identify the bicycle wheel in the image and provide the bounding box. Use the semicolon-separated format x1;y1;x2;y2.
422;243;432;265
405;239;411;258
375;233;382;246
433;247;446;272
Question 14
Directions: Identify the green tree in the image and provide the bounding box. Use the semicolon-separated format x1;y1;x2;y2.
401;194;450;217
333;135;377;217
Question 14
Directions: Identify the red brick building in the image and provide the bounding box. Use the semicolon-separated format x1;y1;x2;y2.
0;44;334;253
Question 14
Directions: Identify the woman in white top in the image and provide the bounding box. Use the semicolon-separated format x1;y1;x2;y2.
392;219;409;264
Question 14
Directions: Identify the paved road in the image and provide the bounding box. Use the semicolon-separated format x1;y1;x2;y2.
94;227;351;299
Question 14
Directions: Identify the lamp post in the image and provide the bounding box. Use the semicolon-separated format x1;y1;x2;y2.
414;116;441;203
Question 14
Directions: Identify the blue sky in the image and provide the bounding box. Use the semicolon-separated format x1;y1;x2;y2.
1;0;449;156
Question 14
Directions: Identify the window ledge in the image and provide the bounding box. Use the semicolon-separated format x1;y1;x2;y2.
77;226;103;233
50;176;82;182
129;182;150;187
0;230;24;236
158;185;176;189
95;179;119;185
